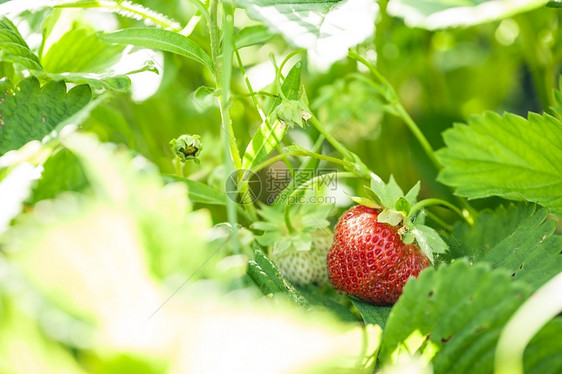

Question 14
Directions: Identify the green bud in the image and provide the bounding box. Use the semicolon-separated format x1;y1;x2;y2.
169;134;203;163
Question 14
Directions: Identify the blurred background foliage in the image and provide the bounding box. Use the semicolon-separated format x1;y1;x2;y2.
0;0;561;373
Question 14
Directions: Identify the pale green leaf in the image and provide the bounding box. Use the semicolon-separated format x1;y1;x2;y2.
234;0;378;69
387;0;549;30
436;112;562;218
0;77;91;156
30;70;131;92
235;25;273;49
0;16;42;70
54;0;181;30
41;24;124;73
30;148;88;203
100;27;214;73
380;261;531;373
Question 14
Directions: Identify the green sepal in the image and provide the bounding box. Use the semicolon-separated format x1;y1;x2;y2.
350;196;380;209
411;223;449;263
395;196;411;215
370;174;404;209
404;181;421;205
378;209;404;227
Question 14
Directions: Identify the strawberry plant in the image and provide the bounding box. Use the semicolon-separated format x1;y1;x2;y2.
0;0;561;373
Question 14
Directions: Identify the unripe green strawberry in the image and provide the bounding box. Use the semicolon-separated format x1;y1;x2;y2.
270;229;332;286
327;205;430;305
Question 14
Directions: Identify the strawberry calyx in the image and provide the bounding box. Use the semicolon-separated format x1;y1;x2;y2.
350;173;449;263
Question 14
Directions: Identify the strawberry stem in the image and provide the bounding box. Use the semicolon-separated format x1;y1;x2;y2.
411;198;472;225
250;149;359;176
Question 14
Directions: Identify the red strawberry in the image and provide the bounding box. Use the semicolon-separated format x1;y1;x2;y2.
327;205;430;305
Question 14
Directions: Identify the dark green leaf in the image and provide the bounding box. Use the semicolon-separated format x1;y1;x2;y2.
380;261;531;373
298;285;358;322
448;203;537;260
547;0;562;8
100;28;214;73
250;247;311;308
524;318;562;374
449;204;562;291
247;260;283;295
0;77;91;156
351;299;392;328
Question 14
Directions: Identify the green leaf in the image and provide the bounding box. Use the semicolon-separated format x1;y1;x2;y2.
250;247;311;308
480;210;562;291
524;318;562;374
387;0;549;30
0;16;42;70
247;260;283;295
30;70;132;92
551;76;562;118
234;0;378;69
0;77;92;156
54;0;181;30
100;28;214;73
298;285;358;322
448;203;537;260
351;299;392;328
30;148;88;203
547;0;562;7
379;261;531;373
235;25;273;49
449;204;562;291
242;61;301;170
436;112;562;218
41;24;124;73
